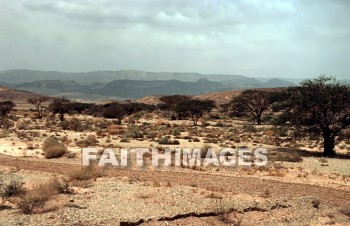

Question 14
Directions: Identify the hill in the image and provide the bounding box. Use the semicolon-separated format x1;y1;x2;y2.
137;87;286;106
0;69;294;87
264;78;295;87
0;86;44;101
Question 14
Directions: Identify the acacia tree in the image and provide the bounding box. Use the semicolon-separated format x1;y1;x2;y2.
230;90;272;125
177;99;215;125
279;76;350;157
48;98;71;121
102;102;127;125
28;96;49;119
0;101;16;117
159;95;191;120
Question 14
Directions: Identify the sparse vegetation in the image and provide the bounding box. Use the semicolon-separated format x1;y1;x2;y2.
68;165;104;181
76;134;98;147
42;137;67;158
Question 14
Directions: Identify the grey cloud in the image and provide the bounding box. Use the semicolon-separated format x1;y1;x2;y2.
0;0;349;78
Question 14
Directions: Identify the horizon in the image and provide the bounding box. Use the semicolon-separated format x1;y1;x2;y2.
0;69;348;81
1;1;349;79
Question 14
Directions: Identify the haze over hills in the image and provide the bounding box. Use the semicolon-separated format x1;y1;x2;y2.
0;69;297;100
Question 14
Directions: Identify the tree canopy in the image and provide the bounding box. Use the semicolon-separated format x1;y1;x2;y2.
278;75;350;156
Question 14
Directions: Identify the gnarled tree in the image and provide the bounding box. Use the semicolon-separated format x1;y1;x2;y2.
278;76;350;157
28;96;49;119
176;99;215;125
159;95;191;120
102;102;127;125
230;90;273;125
48;98;71;121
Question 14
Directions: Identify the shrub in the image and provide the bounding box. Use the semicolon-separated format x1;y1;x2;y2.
201;144;212;158
68;165;104;181
340;204;350;217
172;128;181;136
107;124;122;135
193;137;200;142
60;118;82;131
0;117;14;129
243;125;257;133
18;184;54;214
48;177;71;194
215;122;225;127
157;137;180;145
120;138;129;143
172;140;180;145
268;149;303;162
42;137;67;159
201;120;210;127
158;137;170;144
125;125;143;138
0;178;25;199
76;134;98;148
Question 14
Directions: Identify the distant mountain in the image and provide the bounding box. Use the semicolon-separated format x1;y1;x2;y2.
9;79;235;99
265;78;295;87
0;70;295;100
0;69;292;86
137;87;287;106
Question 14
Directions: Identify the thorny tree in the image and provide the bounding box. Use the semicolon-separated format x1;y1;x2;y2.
279;76;350;156
231;90;272;125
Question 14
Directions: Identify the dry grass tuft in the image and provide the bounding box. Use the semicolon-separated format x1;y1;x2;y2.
68;165;104;181
42;137;67;159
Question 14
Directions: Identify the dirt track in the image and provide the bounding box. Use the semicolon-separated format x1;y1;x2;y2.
1;156;349;207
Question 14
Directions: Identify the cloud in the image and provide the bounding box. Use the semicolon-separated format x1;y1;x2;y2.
0;0;349;78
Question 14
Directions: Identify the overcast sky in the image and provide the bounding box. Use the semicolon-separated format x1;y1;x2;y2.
0;0;349;78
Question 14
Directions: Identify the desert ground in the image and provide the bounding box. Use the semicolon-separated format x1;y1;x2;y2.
0;102;350;226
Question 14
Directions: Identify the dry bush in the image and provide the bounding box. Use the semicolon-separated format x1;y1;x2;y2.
68;165;104;181
201;144;212;158
268;149;303;162
0;178;25;202
157;136;180;145
242;125;257;133
0;117;14;129
193;137;200;142
60;118;83;131
42;137;67;159
154;119;165;126
172;128;181;136
312;199;321;208
125;125;143;138
107;124;123;135
145;131;158;139
18;183;55;214
264;129;275;137
76;134;98;148
340;204;350;217
48;177;71;194
201;120;210;127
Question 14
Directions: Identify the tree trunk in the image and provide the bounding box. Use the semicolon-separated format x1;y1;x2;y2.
37;109;42;119
322;130;335;157
192;115;198;126
59;113;65;121
256;116;262;125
